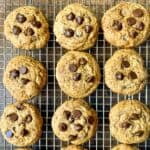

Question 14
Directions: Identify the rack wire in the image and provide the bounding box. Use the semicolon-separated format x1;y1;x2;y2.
0;0;149;149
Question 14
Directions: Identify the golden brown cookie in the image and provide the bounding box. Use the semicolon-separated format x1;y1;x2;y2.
112;144;139;150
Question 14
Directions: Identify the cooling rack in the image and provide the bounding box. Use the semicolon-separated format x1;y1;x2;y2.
0;0;149;149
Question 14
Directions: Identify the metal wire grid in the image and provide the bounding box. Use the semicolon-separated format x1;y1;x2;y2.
0;0;149;149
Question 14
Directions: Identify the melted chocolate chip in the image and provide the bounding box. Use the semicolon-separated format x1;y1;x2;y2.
120;122;131;129
67;12;75;20
21;78;30;85
133;9;144;17
72;73;81;81
115;72;124;80
63;111;71;120
74;124;83;131
16;103;24;110
69;135;77;141
10;69;20;79
127;17;136;26
25;115;32;123
79;57;87;65
112;20;122;31
69;64;78;72
86;76;95;83
85;25;93;33
121;60;130;68
21;129;29;136
59;123;68;132
88;116;95;124
6;130;13;138
134;130;144;136
24;28;34;36
135;22;145;31
128;71;137;80
16;13;26;23
76;16;84;25
64;28;74;37
31;20;42;28
72;110;82;119
13;26;22;35
19;66;28;74
129;31;138;38
129;113;141;120
7;113;18;122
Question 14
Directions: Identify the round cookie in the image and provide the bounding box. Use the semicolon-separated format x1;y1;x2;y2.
61;145;86;150
104;49;147;95
4;6;49;50
112;144;139;150
102;2;150;48
3;56;47;101
56;51;100;98
109;100;150;144
0;102;43;146
54;3;99;51
52;99;98;145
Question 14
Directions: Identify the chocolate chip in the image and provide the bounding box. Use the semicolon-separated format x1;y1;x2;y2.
69;116;75;123
76;16;84;25
74;124;83;131
10;69;19;79
85;25;93;33
21;129;29;136
121;60;130;68
64;28;74;37
24;28;34;36
7;113;18;122
13;26;22;35
31;20;42;28
59;123;68;132
72;110;82;119
88;116;95;124
129;31;138;38
129;113;141;120
16;103;24;110
16;13;26;23
66;12;75;20
135;22;145;31
69;135;77;141
128;71;137;80
112;20;122;31
86;76;95;83
127;17;136;26
120;122;131;129
25;115;32;123
115;72;124;80
133;9;144;17
63;111;71;120
72;73;81;81
19;66;28;74
79;57;87;65
6;130;13;138
21;78;30;85
134;130;144;136
69;64;78;72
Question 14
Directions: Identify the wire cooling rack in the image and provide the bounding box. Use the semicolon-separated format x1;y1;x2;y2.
0;0;149;149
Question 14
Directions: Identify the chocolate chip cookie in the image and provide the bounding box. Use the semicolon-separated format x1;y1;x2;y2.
56;51;100;98
61;145;86;150
0;102;43;146
109;100;150;144
52;99;98;145
54;3;99;51
4;6;49;50
102;2;150;48
3;56;47;101
112;144;139;150
104;49;147;95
